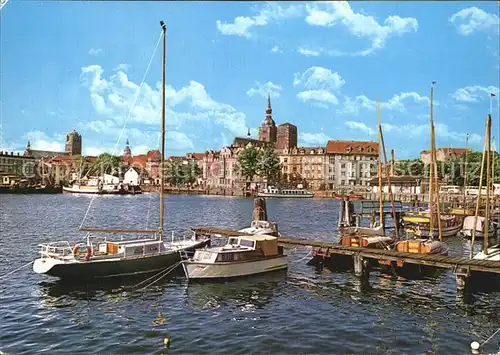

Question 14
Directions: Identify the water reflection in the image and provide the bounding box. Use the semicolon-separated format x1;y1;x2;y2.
183;270;287;311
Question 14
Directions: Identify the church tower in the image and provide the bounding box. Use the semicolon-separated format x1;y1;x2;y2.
122;139;132;158
65;129;82;156
258;93;277;144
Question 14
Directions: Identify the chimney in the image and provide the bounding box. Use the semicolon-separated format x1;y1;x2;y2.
390;149;395;176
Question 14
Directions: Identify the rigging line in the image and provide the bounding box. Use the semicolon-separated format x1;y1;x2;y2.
0;261;34;280
79;29;164;230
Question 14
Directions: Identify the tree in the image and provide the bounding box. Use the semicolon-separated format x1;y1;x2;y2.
235;145;260;181
165;161;184;186
87;153;122;176
182;161;201;185
256;146;281;184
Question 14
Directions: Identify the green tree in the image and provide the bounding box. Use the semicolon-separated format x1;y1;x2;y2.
182;161;201;185
165;161;184;186
235;145;260;181
87;153;122;176
256;146;281;184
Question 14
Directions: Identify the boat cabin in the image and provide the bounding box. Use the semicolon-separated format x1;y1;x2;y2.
191;235;282;263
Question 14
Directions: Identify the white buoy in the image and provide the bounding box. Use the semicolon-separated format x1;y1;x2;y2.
470;341;480;350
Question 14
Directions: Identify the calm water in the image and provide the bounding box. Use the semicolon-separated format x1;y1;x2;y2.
1;194;499;354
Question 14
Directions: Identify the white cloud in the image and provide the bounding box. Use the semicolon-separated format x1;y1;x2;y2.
451;85;499;102
297;90;339;105
344;121;376;136
80;64;249;138
246;81;282;98
0;0;9;11
339;92;431;115
293;66;346;91
299;132;332;146
450;7;500;35
297;48;321;57
23;131;64;152
304;2;419;55
294;66;345;107
114;63;131;72
216;2;303;38
88;48;103;56
271;45;283;53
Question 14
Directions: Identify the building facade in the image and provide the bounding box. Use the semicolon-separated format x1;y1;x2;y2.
0;151;37;184
276;123;298;150
325;140;379;190
420;147;470;164
278;146;326;190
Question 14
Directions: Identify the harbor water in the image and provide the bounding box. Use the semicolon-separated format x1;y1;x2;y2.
0;194;499;354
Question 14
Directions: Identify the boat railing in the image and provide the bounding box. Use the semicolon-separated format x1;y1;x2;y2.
38;241;74;258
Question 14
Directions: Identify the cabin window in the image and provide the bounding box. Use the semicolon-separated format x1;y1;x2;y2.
221;253;234;262
228;238;238;245
239;239;255;248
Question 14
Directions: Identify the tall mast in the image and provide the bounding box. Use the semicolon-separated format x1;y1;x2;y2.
430;82;443;240
484;115;492;255
463;133;469;207
377;94;384;230
159;20;167;241
428;83;435;238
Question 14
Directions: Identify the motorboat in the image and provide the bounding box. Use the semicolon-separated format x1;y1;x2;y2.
181;235;288;281
461;215;497;239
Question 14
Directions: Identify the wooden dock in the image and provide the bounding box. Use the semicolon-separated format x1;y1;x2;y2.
191;226;500;297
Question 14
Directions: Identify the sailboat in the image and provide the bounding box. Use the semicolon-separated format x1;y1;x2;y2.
339;96;395;249
395;82;449;256
472;114;500;261
33;21;209;279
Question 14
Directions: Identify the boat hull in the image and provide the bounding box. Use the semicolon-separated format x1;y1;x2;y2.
62;186;142;195
462;228;496;239
182;256;288;280
256;193;313;198
0;186;62;194
405;223;462;238
34;240;209;279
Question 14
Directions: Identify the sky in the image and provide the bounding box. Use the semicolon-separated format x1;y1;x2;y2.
0;1;499;159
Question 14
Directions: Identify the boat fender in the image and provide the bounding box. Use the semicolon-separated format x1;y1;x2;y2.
73;244;80;256
85;246;92;261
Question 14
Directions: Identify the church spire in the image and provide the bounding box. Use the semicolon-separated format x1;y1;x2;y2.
27;140;31;149
247;128;251;137
266;92;272;115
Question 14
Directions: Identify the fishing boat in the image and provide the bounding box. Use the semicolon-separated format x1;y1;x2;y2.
461;215;497;239
257;185;313;198
33;21;209;279
402;214;462;238
181;234;288;281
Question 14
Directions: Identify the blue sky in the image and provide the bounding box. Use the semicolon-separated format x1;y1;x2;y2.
0;1;499;159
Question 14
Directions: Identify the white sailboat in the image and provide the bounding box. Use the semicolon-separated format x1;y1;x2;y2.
33;21;209;279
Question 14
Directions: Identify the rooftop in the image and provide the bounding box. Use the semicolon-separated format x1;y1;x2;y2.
326;140;379;155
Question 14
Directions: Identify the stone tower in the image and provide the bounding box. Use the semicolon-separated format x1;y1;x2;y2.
65;129;82;156
122;139;132;158
258;93;277;144
277;123;298;150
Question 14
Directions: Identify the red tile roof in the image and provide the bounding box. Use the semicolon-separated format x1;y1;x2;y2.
326;140;379;155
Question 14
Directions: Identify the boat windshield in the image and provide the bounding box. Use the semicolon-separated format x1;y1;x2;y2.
239;239;255;248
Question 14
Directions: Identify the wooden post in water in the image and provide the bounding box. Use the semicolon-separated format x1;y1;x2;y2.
253;197;268;221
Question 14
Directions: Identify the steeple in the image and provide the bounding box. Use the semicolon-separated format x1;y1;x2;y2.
27;140;31;149
247;128;251;137
266;92;272;116
122;138;132;158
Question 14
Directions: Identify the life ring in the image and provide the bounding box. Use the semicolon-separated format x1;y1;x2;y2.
73;244;80;256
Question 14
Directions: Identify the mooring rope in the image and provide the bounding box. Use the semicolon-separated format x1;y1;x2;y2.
480;326;500;347
139;261;182;291
125;260;181;291
79;29;164;230
0;261;34;280
294;246;313;263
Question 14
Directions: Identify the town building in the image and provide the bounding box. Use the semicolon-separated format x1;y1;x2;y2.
65;129;82;156
0;150;37;184
124;167;141;186
420;147;470;164
278;146;326;190
276;123;298;150
325;140;379;190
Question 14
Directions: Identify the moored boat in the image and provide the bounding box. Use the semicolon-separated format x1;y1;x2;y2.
403;214;462;238
182;234;288;281
238;220;279;236
393;238;449;256
257;185;313;198
473;244;500;261
461;215;497;239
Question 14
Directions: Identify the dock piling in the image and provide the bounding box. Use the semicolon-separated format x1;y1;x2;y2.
253;197;268;221
455;266;471;294
353;254;370;278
